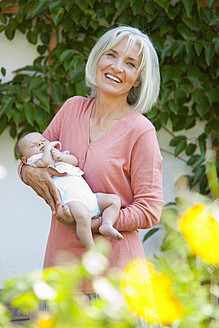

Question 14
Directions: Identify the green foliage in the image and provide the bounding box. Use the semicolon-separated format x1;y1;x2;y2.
0;0;218;192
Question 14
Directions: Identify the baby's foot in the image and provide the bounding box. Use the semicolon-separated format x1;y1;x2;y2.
99;224;123;240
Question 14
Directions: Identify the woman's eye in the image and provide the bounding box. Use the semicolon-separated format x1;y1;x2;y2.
106;53;115;58
127;62;136;68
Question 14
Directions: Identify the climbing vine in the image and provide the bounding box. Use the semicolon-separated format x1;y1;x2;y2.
0;0;218;195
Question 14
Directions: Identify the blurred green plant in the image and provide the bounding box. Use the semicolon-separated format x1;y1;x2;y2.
0;0;218;193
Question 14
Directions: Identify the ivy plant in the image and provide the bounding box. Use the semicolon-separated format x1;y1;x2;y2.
0;0;218;195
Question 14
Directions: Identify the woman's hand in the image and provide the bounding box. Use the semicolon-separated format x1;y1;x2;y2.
55;203;76;230
21;165;64;215
56;202;101;233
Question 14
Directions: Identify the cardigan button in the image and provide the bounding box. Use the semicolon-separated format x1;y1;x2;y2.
81;160;85;164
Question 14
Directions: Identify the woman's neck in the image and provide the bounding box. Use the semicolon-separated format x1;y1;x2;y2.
91;93;132;121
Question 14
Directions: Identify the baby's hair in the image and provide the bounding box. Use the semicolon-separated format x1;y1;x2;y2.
16;132;32;159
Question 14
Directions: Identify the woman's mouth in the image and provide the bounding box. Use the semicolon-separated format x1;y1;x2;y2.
105;73;122;83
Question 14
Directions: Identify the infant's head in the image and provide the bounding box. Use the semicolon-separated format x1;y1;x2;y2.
16;132;50;163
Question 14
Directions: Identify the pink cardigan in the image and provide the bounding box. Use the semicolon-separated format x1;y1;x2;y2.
19;96;163;291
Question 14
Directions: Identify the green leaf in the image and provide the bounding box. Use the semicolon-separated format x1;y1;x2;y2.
168;99;178;114
159;112;169;125
192;165;205;185
182;0;193;15
27;0;48;19
131;0;143;15
170;135;186;147
34;107;45;125
60;49;75;63
12;110;25;126
9;125;17;139
26;31;38;45
196;97;210;116
187;67;201;85
174;139;187;157
204;44;214;65
185;143;196;156
193;89;204;104
194;41;203;56
0;116;7;135
161;42;174;61
52;8;65;26
143;227;160;243
5;24;15;40
24;103;34;126
0;97;13;116
154;0;169;11
115;0;130;11
144;1;156;15
70;8;81;23
34;89;50;112
75;0;88;12
1;67;6;76
29;76;43;90
147;106;158;119
177;23;190;39
208;89;218;104
198;133;206;155
209;17;219;25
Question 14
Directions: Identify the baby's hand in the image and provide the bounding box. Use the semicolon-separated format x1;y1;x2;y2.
50;141;61;150
51;147;61;160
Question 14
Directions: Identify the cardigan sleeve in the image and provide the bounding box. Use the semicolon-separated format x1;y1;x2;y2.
114;129;164;232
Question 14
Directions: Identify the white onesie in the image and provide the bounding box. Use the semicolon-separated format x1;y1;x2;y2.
27;153;101;217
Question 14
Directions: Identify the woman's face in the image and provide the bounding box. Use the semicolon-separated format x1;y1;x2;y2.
96;38;142;98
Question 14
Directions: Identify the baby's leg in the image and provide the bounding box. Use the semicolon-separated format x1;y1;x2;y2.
67;200;95;249
96;193;123;240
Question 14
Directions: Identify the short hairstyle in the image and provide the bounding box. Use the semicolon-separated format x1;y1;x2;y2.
85;26;160;113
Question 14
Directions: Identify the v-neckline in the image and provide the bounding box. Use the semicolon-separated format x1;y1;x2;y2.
87;98;137;145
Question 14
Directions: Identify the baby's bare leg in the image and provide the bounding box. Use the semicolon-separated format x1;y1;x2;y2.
67;200;95;249
96;193;123;240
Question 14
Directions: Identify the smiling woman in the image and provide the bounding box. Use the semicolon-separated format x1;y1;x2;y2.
19;26;164;326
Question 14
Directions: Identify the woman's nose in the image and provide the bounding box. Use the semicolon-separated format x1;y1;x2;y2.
112;59;123;72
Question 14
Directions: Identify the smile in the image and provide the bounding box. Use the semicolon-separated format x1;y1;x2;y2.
105;73;122;83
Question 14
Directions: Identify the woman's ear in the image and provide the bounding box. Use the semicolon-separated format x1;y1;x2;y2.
133;77;140;88
21;157;27;164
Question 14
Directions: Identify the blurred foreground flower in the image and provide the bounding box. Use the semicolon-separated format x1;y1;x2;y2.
36;311;54;328
121;259;184;325
179;204;219;265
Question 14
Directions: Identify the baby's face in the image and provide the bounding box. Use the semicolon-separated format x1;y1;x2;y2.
20;132;50;159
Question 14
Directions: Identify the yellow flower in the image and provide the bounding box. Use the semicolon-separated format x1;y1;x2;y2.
36;311;54;328
179;204;219;265
121;259;184;325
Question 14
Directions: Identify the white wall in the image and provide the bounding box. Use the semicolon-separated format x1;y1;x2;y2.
0;31;193;287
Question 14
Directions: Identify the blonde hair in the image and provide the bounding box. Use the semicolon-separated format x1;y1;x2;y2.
85;26;160;113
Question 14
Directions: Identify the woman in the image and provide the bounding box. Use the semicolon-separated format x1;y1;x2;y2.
20;26;164;291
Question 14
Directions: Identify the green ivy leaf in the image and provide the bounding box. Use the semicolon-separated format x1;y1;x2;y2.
27;0;48;19
154;0;169;11
198;133;206;155
130;0;143;15
1;67;6;76
170;135;186;147
194;41;203;56
193;89;204;104
181;0;193;15
209;17;219;25
196;97;210;116
75;0;88;12
185;143;196;156
144;1;156;15
26;30;38;44
208;89;218;104
0;116;7;135
174;139;187;157
168;99;178;114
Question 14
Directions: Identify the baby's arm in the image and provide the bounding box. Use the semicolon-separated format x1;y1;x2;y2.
35;142;60;168
51;148;78;166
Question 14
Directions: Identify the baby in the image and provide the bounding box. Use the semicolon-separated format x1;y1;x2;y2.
16;132;123;248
